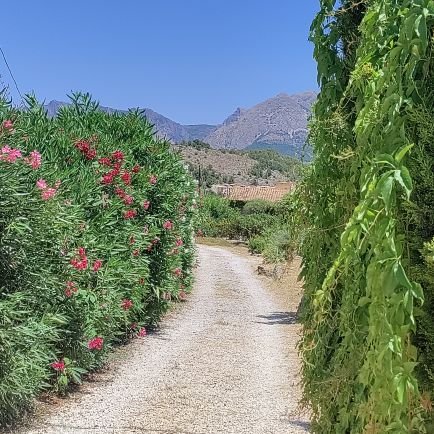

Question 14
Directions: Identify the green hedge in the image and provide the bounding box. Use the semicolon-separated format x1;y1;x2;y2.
0;93;196;425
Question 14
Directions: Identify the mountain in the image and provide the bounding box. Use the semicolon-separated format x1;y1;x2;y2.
183;124;217;141
203;92;316;155
44;91;316;157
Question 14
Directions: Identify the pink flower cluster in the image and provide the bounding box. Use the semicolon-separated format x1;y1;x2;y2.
175;238;183;247
0;145;21;163
163;220;173;230
121;299;133;310
75;139;97;160
51;360;66;372
88;336;104;350
36;178;61;201
93;259;103;272
2;119;14;131
123;209;137;220
70;247;88;270
24;150;42;169
173;267;182;277
65;281;78;297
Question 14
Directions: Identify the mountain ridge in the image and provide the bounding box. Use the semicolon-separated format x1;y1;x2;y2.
44;91;316;155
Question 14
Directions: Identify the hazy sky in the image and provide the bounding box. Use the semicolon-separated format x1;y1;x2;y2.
1;1;319;124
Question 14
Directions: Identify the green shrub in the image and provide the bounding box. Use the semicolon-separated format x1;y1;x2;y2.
0;93;196;426
241;200;276;215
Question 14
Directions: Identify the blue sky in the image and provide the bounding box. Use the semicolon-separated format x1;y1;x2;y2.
1;1;319;125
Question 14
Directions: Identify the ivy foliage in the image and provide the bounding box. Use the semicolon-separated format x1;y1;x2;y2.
298;1;434;432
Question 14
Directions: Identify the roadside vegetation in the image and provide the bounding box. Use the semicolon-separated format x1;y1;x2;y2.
0;93;196;426
197;194;298;263
294;1;434;432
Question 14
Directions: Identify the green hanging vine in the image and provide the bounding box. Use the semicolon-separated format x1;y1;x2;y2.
298;1;434;432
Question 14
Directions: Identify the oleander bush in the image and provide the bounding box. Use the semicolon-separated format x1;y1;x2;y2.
0;93;196;426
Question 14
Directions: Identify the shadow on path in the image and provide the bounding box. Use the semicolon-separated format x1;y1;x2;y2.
255;311;298;325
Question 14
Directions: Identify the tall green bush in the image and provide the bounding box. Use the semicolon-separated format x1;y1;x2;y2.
0;93;196;425
298;1;434;432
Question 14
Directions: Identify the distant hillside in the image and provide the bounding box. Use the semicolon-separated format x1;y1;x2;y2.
204;92;316;154
183;124;217;140
174;141;304;187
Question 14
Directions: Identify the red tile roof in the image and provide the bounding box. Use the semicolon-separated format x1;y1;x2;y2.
214;182;295;202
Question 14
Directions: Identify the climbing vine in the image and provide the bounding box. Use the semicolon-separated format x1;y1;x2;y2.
298;1;434;432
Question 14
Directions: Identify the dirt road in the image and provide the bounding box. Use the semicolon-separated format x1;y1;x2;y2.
21;244;308;434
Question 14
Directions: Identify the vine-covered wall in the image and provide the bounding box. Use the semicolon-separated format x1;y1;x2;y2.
298;1;434;432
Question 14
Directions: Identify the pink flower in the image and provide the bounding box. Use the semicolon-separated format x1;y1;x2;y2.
129;236;136;245
93;260;102;272
163;220;173;230
111;150;124;162
51;360;66;372
75;140;90;153
65;281;78;294
87;337;104;350
98;157;112;166
41;187;57;201
179;290;187;301
115;187;126;199
74;140;96;160
137;327;147;337
0;146;22;163
24;150;42;170
132;164;140;173
112;162;122;174
173;268;182;277
101;173;114;185
152;237;160;245
70;257;88;270
71;248;88;270
175;238;183;247
123;209;137;220
149;175;157;185
123;194;134;205
121;171;132;185
121;299;133;310
132;249;140;257
143;200;150;210
2;120;13;130
85;148;97;160
36;179;60;201
64;280;78;297
36;179;47;190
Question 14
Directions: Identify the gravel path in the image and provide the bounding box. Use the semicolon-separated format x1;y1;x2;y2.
21;244;309;434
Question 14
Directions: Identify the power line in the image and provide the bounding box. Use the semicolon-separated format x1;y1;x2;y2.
0;46;24;100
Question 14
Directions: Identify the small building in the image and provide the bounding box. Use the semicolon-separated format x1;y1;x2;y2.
211;181;296;203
